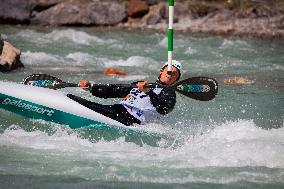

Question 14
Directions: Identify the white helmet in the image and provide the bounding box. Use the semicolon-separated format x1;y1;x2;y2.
161;60;182;81
162;60;182;72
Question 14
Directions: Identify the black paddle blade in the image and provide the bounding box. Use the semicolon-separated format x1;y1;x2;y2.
174;77;218;101
23;74;77;89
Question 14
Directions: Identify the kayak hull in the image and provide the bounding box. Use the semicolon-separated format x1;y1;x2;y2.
0;81;124;128
0;81;176;147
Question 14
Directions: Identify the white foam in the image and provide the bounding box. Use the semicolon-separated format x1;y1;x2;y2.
184;46;197;55
46;29;104;45
22;51;103;67
22;51;62;65
1;120;283;169
261;64;284;71
65;52;95;65
219;39;250;50
1;120;284;183
177;120;284;168
158;37;168;47
103;56;159;70
158;36;186;48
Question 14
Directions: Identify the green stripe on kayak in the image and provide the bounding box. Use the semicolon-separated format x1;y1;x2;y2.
0;93;105;129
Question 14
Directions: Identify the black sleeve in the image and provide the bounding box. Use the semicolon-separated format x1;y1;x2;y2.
146;89;176;115
90;84;132;98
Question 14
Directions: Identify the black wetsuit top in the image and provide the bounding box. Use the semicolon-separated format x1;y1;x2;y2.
67;82;176;126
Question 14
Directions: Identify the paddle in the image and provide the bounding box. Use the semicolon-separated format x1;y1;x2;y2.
23;74;218;101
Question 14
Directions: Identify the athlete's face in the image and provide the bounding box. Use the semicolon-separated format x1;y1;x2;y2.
159;66;180;85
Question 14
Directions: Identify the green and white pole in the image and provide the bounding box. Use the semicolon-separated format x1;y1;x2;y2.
167;0;175;75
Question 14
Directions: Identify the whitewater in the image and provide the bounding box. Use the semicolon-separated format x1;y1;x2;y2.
0;27;283;189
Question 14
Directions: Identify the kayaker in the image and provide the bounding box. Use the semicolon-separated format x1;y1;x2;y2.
68;60;182;126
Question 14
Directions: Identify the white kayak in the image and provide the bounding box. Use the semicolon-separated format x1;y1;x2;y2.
0;81;126;128
0;80;172;147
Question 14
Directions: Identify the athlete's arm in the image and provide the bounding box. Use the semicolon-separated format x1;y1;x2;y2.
146;89;176;115
90;85;132;98
79;80;133;98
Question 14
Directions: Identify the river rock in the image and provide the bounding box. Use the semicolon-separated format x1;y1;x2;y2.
29;0;65;12
0;0;33;24
31;0;126;26
143;3;164;25
127;0;149;18
145;0;158;6
31;0;91;26
0;41;24;72
88;1;127;25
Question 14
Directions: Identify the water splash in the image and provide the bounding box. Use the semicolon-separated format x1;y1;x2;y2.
22;51;63;65
15;29;114;46
103;56;159;70
1;120;283;168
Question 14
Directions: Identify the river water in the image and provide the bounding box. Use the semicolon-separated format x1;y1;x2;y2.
0;27;283;189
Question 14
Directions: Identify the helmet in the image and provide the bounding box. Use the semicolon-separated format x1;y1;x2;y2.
162;60;182;72
160;60;182;81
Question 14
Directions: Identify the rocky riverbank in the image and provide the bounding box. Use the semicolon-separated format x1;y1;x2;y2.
0;0;284;39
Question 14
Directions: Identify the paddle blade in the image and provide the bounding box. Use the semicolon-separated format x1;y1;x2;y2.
174;77;218;101
23;74;77;89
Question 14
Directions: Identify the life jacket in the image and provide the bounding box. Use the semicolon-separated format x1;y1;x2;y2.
120;88;163;124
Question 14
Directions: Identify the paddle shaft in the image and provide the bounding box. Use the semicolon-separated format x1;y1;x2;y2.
55;82;168;91
23;74;218;101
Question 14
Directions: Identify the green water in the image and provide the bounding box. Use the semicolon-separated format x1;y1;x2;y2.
0;27;283;188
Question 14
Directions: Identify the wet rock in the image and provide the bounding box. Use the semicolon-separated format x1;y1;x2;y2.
127;0;149;18
145;0;158;6
0;0;33;24
143;3;163;25
31;0;126;26
0;41;24;72
146;14;160;25
29;0;65;12
126;17;143;27
31;0;91;26
88;1;127;25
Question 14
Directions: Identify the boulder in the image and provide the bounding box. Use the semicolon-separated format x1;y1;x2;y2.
145;0;158;6
143;3;163;25
88;1;127;25
31;0;91;26
0;41;24;72
31;0;126;26
146;14;161;25
0;0;33;24
29;0;66;12
127;0;149;18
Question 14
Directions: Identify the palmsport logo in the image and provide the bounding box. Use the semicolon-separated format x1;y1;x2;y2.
1;98;54;117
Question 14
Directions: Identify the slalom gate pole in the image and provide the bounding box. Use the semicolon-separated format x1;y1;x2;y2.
167;0;175;75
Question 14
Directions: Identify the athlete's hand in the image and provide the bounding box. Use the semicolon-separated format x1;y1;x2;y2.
79;80;90;90
136;81;150;93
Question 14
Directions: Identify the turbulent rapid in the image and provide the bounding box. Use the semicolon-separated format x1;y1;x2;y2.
0;27;283;189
